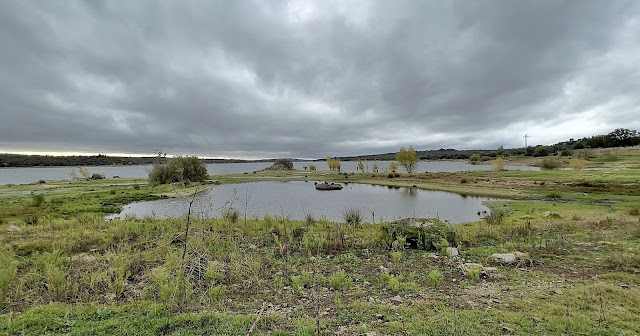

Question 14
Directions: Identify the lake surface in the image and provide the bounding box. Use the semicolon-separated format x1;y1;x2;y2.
0;161;538;185
107;181;496;224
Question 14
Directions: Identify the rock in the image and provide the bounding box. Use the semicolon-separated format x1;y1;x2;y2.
390;295;403;305
483;266;497;273
364;332;377;336
112;175;120;178
390;217;437;228
491;298;502;304
383;217;455;250
90;173;105;180
574;242;593;247
620;284;629;289
501;326;515;333
553;289;564;295
490;252;526;265
597;241;617;246
445;247;459;257
7;223;21;232
460;263;484;275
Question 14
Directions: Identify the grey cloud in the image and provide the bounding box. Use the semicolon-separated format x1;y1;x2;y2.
1;0;639;158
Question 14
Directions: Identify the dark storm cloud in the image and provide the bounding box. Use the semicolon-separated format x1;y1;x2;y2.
1;1;639;158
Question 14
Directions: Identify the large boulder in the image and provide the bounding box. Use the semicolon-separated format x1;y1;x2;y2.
445;247;459;257
90;173;105;180
490;251;527;265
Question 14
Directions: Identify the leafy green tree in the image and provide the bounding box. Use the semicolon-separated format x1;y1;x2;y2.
396;146;420;173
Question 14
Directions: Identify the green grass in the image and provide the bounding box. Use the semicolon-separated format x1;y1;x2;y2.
1;157;640;334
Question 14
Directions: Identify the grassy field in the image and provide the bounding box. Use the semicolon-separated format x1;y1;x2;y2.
1;151;639;335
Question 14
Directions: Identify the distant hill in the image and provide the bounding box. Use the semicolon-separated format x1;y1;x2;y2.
0;154;273;168
334;128;640;161
2;129;637;167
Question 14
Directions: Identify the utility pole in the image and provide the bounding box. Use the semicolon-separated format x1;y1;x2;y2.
523;134;530;148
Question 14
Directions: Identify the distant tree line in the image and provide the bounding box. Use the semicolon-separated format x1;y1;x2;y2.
0;154;266;168
337;128;640;161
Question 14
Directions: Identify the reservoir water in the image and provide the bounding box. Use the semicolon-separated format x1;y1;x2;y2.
107;181;497;224
1;161;538;185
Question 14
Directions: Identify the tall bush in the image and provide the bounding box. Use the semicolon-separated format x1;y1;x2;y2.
540;158;561;170
148;156;208;185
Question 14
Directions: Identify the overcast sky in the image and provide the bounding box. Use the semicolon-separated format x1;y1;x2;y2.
1;1;639;159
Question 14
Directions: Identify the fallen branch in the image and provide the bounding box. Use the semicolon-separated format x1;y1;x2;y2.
246;302;267;336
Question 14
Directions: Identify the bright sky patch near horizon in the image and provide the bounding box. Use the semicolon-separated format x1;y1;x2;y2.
1;1;639;159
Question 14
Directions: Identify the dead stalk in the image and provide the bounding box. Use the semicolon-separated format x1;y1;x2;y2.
246;302;267;336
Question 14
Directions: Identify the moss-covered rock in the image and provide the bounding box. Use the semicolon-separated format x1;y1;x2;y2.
382;217;456;250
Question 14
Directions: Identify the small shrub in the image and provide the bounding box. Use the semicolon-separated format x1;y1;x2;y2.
629;206;640;216
291;271;311;296
343;208;362;225
468;153;481;164
540;158;561;170
291;275;304;296
308;164;316;171
467;266;481;282
31;194;45;207
428;270;443;288
110;189;117;195
388;161;399;172
569;158;586;170
134;184;141;190
484;209;506;225
391;251;402;263
460;177;468;184
433;237;449;254
305;213;315;226
38;179;46;184
223;208;239;222
391;236;406;251
387;276;400;292
329;270;350;291
492;156;505;171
